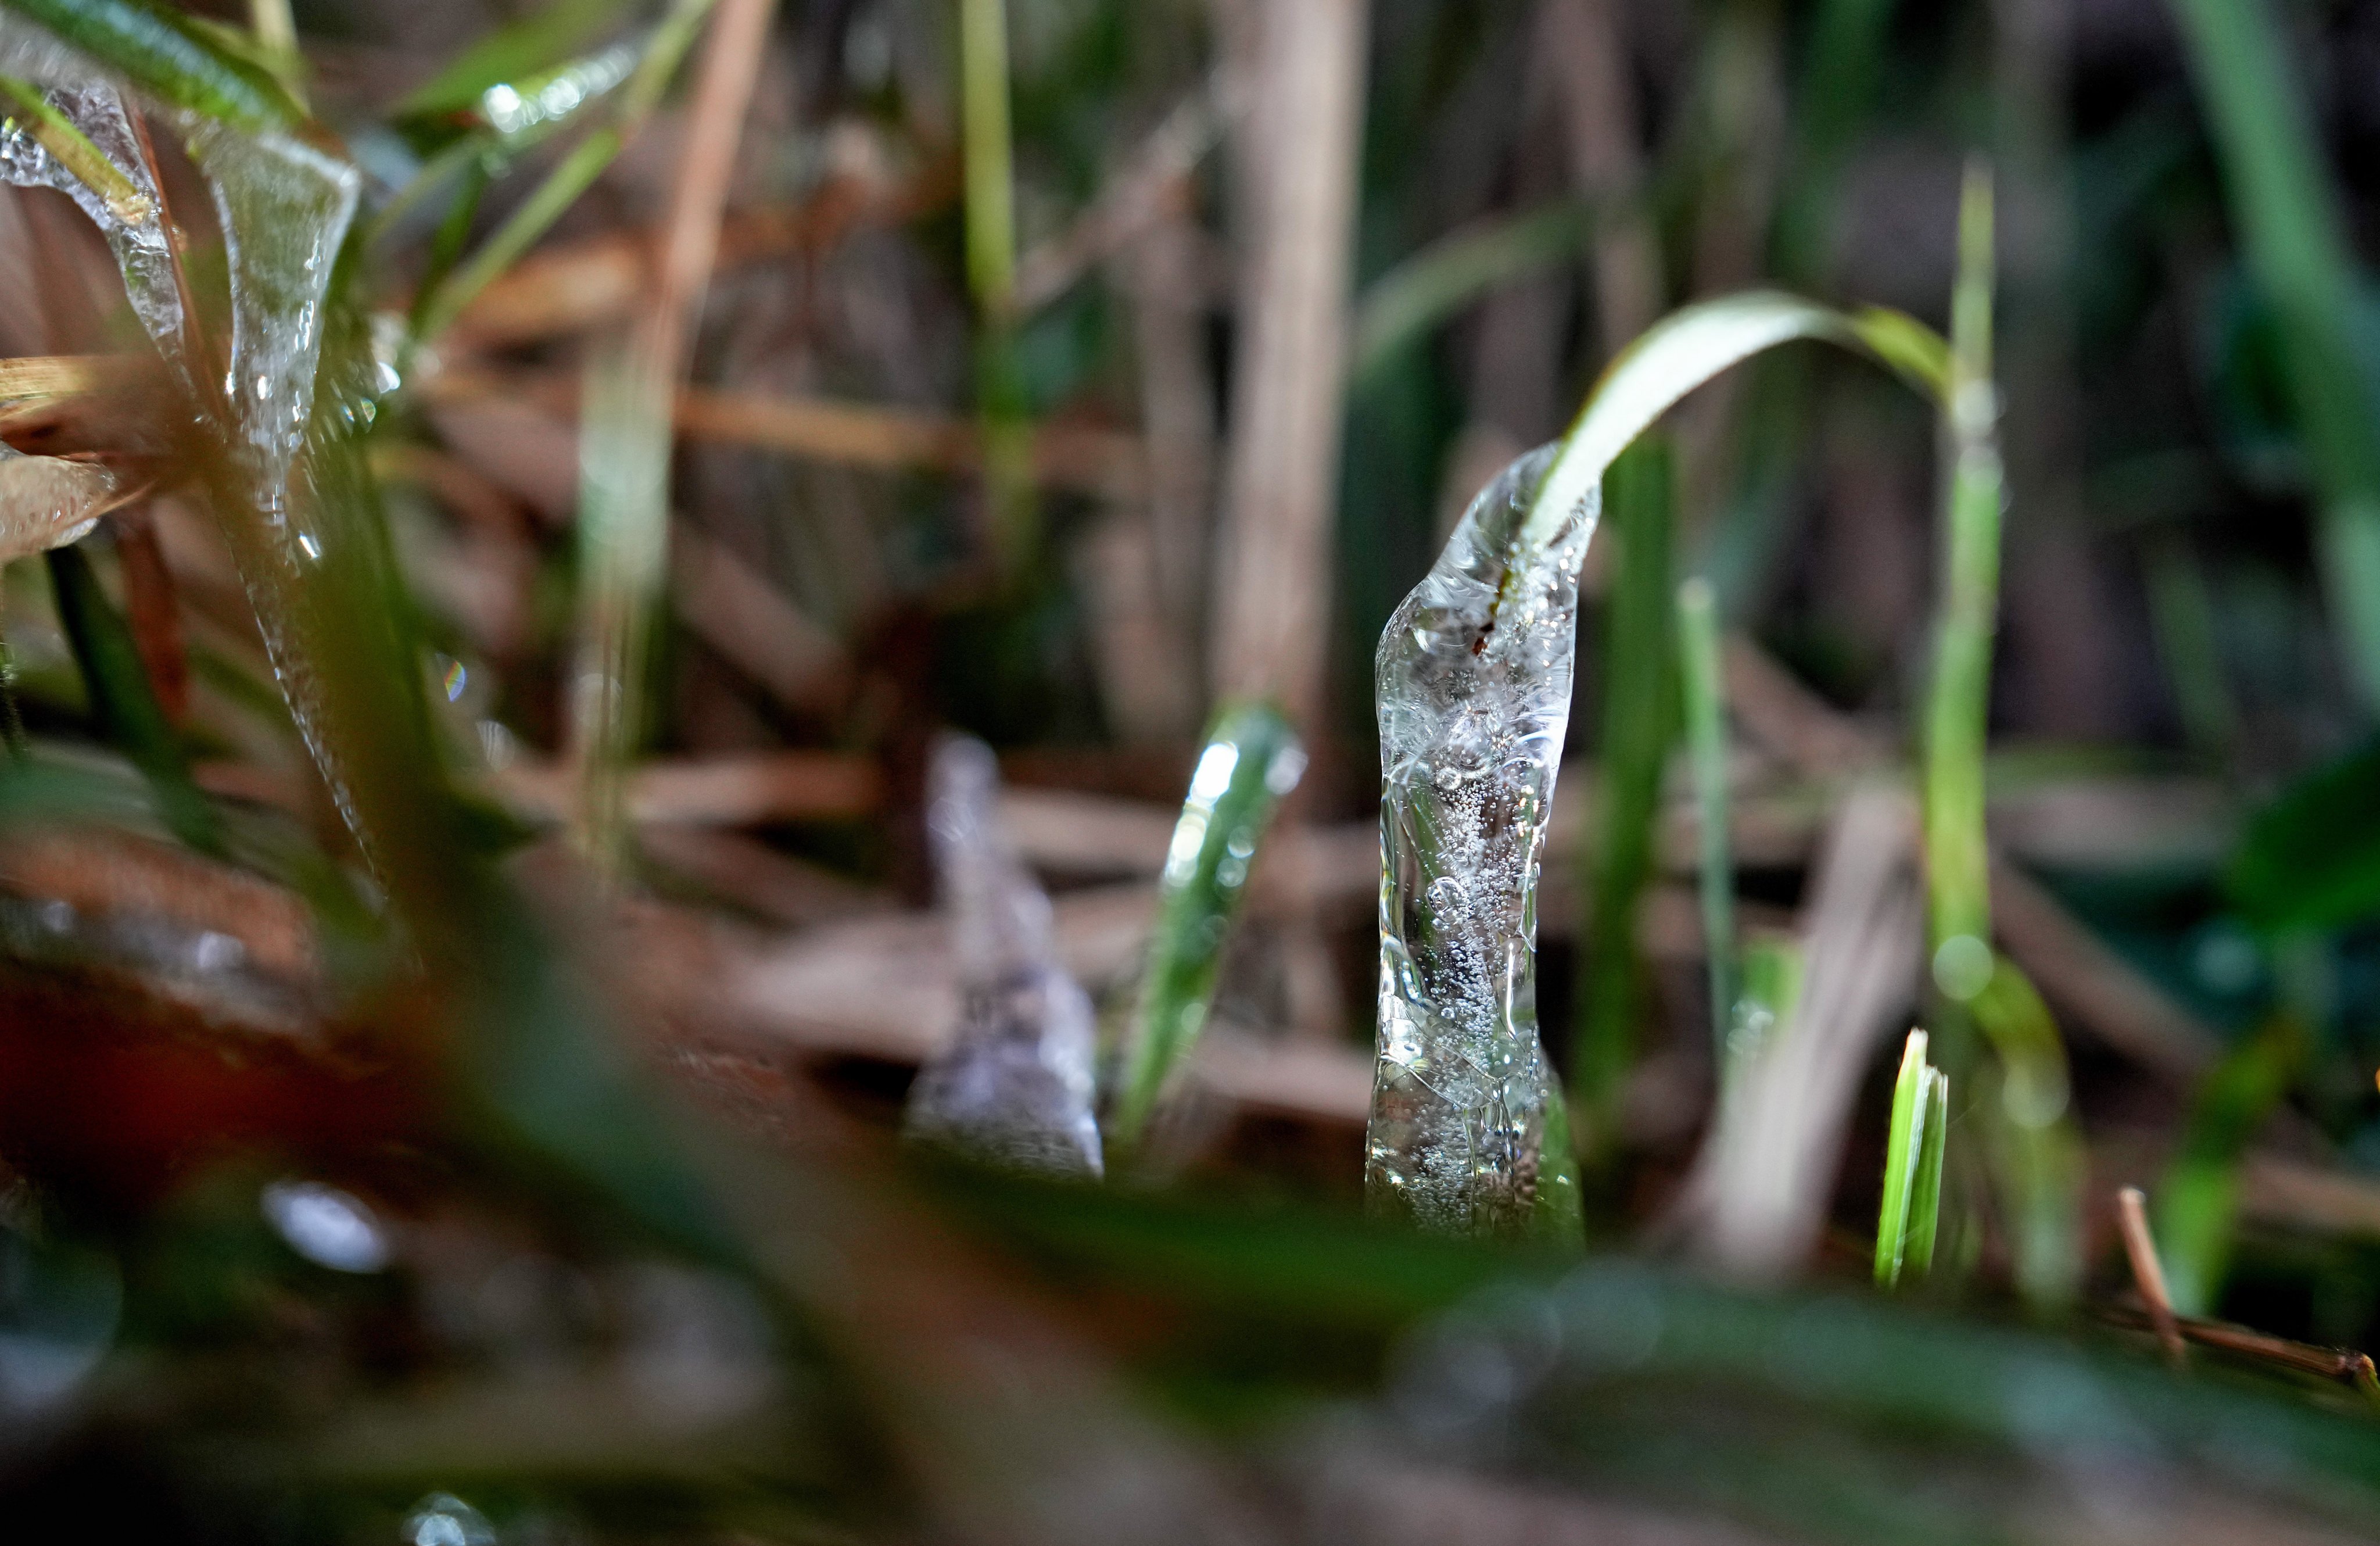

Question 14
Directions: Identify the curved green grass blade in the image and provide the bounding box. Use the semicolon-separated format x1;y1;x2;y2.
0;0;299;130
1518;291;1947;555
1110;700;1305;1148
1348;197;1602;386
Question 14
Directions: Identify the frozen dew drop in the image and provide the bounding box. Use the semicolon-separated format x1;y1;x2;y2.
1931;933;1995;1001
261;1180;391;1273
402;1493;496;1546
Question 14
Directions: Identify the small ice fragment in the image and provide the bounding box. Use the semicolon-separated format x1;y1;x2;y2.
261;1180;392;1273
902;735;1103;1177
191;930;245;973
403;1494;496;1546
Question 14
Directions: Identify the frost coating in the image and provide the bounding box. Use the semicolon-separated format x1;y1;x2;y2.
1367;445;1597;1239
904;735;1104;1178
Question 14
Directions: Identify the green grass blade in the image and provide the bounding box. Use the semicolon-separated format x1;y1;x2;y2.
1876;1029;1930;1287
1905;1065;1949;1278
568;334;672;871
2166;0;2380;707
1347;197;1601;386
958;0;1033;570
1922;162;2001;971
2227;734;2380;932
2155;1015;2304;1315
1110;701;1305;1147
412;126;622;342
44;543;221;855
1575;435;1679;1129
1971;955;2085;1308
1676;574;1734;1065
0;0;299;129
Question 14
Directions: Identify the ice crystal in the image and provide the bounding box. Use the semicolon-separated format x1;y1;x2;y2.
904;735;1104;1178
1366;444;1597;1239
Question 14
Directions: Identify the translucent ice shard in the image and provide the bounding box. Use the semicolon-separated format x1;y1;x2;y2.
0;62;181;355
1366;445;1595;1241
904;734;1104;1178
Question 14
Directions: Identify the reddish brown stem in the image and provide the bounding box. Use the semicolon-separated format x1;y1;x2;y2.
110;504;189;723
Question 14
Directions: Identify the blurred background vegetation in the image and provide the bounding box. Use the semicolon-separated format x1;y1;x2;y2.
7;0;2380;1541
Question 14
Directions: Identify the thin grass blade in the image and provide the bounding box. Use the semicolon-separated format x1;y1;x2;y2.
1576;435;1679;1128
1110;701;1304;1148
1876;1028;1930;1287
1677;573;1734;1065
2166;0;2380;707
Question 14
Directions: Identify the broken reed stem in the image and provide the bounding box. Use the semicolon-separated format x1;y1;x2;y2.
2117;1184;2187;1367
1677;575;1735;1065
1922;160;2001;987
568;0;778;869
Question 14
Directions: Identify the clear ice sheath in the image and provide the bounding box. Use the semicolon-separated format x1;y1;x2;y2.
1365;445;1596;1241
902;735;1104;1178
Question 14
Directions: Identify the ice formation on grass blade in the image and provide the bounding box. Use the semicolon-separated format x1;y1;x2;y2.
1367;445;1596;1241
0;11;365;839
904;734;1104;1177
0;62;181;355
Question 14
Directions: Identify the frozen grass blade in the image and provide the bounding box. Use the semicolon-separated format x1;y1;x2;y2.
1369;291;1947;1239
1725;929;1802;1092
410;0;716;346
2166;0;2380;708
394;0;630;119
1576;436;1678;1125
0;76;149;221
1876;1028;1941;1288
1109;701;1305;1150
1677;573;1735;1066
